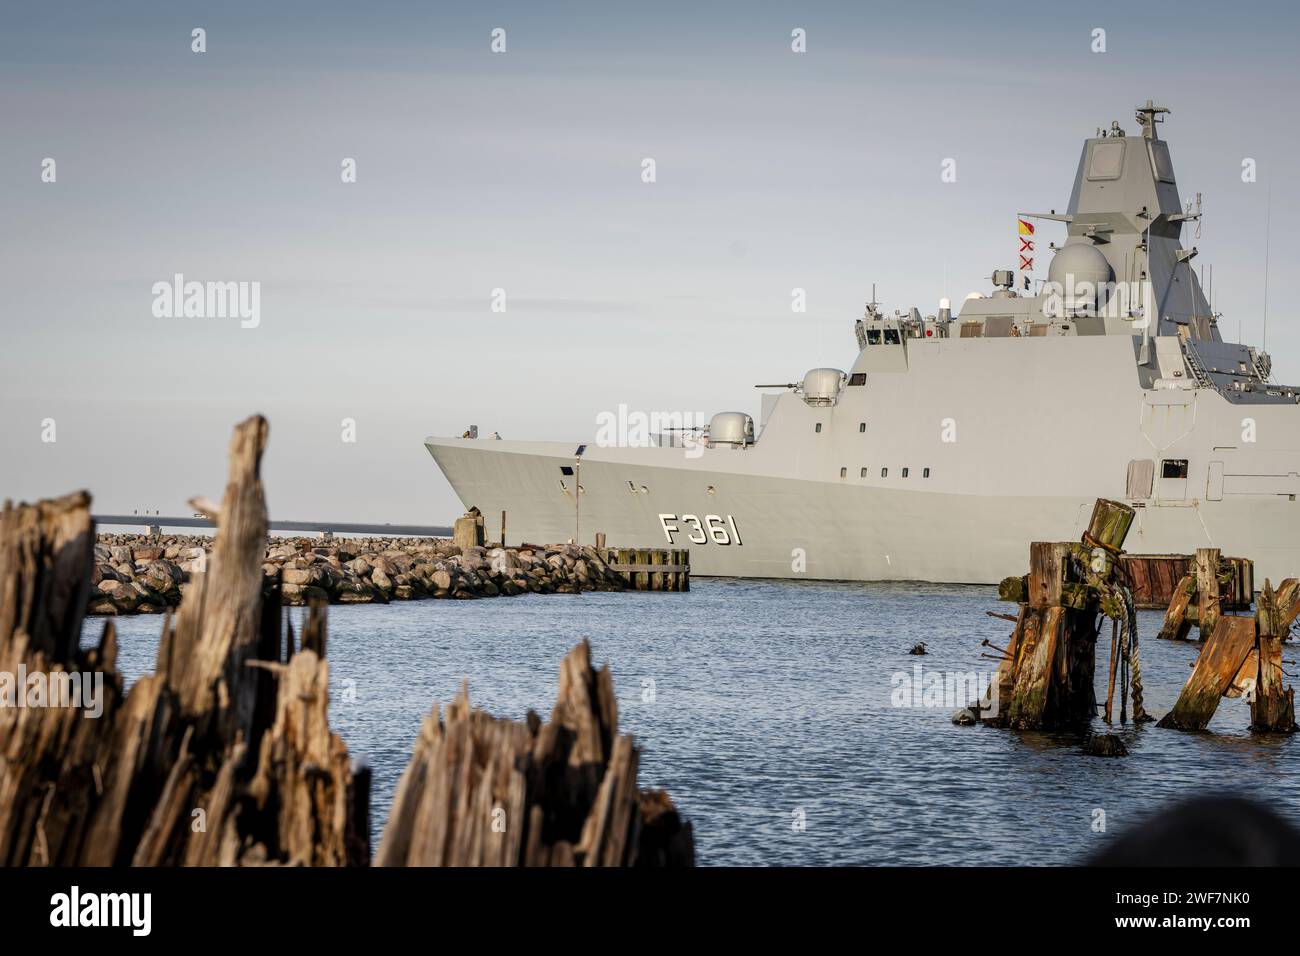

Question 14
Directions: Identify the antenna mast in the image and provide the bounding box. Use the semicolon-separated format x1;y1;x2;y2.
1263;185;1272;353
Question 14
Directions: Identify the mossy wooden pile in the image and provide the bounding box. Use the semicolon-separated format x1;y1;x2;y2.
1157;578;1299;732
985;499;1149;730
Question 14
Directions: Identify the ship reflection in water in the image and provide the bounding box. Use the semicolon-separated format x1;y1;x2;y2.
84;579;1299;866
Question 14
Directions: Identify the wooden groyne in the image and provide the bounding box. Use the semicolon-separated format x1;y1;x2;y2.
1120;553;1253;610
603;548;691;591
0;416;694;866
1156;548;1260;641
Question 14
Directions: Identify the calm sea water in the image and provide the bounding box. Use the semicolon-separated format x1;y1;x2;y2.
80;579;1298;866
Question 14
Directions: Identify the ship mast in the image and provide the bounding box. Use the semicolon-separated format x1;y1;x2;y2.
1135;100;1169;140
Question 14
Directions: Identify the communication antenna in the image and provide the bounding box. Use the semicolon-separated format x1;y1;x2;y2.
1263;185;1272;353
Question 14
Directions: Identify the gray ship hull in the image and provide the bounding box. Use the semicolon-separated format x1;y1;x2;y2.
427;335;1300;585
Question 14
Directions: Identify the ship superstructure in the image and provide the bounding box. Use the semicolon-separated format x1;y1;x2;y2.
426;102;1300;585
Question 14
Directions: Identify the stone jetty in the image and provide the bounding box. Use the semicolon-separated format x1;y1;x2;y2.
89;533;633;615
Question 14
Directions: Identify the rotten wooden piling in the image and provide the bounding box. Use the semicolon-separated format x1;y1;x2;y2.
989;499;1147;730
0;417;366;866
1252;581;1297;732
0;418;696;866
375;640;694;867
1158;578;1297;733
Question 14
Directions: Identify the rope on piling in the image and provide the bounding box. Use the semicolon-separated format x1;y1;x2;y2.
1119;584;1151;723
1099;578;1150;724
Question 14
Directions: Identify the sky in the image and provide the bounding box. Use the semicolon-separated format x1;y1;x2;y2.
2;0;1298;525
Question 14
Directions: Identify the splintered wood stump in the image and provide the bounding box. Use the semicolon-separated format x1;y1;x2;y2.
1157;617;1257;731
1252;582;1297;732
1277;578;1300;640
0;416;366;866
376;639;694;867
987;501;1137;730
1157;574;1196;641
1196;548;1222;641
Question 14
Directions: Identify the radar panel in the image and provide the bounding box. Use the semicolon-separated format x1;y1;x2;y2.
1087;140;1125;180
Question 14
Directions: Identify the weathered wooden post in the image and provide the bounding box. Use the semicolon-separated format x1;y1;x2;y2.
990;499;1141;730
1196;547;1222;640
1252;581;1297;732
1157;574;1196;640
1157;617;1256;730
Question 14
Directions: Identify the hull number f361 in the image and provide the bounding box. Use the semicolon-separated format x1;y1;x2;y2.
659;513;742;546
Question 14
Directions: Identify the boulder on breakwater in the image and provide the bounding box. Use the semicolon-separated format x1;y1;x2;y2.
87;533;630;615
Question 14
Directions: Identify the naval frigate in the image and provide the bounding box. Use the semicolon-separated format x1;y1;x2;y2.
426;102;1300;585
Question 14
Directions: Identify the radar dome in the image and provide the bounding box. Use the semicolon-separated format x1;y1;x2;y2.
1047;241;1113;312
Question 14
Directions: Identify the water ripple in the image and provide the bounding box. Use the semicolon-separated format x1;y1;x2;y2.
81;578;1299;866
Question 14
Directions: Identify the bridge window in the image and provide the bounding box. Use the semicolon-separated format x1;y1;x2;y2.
849;373;867;386
884;329;901;345
1161;459;1189;479
560;465;575;476
867;329;881;345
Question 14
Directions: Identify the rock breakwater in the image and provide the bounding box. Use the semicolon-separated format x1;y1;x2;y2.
89;534;631;615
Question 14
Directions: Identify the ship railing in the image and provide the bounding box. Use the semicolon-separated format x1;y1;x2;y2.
1179;338;1214;388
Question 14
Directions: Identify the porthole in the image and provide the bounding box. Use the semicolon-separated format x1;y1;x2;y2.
707;485;716;495
860;468;867;478
923;468;931;478
815;423;823;433
881;468;888;478
839;467;847;478
640;485;649;494
902;467;910;478
859;423;866;433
